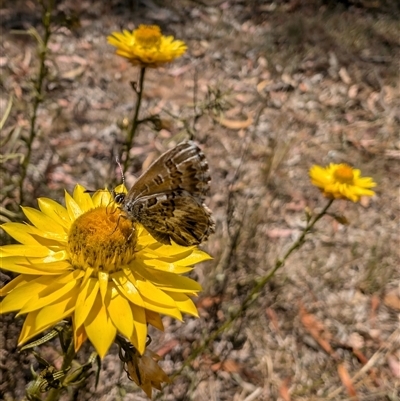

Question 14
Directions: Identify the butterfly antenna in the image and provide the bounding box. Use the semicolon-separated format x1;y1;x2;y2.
190;65;199;141
116;155;126;187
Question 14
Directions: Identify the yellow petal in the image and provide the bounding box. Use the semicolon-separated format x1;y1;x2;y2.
0;274;35;296
142;258;193;274
145;310;164;331
21;207;66;236
20;260;71;272
2;223;48;245
18;290;78;346
175;249;213;266
136;232;158;248
34;287;79;330
112;270;144;307
165;292;198;317
142;298;182;320
145;245;193;258
73;323;87;353
0;244;55;258
106;285;134;339
0;275;54;313
19;270;83;314
0;256;68;275
21;258;71;275
144;269;202;293
92;190;112;208
2;222;67;245
80;266;95;288
135;279;176;308
74;277;99;329
37;198;71;230
98;271;109;301
18;311;41;345
114;184;127;194
73;184;94;211
130;304;147;355
84;293;116;358
64;191;83;221
40;250;69;263
126;259;159;282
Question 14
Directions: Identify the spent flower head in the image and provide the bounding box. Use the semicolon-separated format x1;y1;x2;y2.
107;24;187;67
309;163;376;202
117;335;170;398
0;185;211;358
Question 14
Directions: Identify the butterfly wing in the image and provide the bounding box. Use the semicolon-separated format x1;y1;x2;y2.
128;191;215;246
121;141;214;246
126;141;210;201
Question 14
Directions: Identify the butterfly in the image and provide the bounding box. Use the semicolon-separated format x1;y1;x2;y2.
114;141;215;246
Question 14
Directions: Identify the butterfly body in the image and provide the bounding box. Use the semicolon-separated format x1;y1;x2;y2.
115;141;215;246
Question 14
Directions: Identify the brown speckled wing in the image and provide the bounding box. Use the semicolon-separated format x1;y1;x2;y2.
119;141;215;246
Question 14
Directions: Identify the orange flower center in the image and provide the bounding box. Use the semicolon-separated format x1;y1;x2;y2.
134;25;162;48
67;207;137;273
333;164;354;184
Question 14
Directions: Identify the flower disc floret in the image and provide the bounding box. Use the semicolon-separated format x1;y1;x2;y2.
0;185;211;358
309;163;376;202
107;24;187;67
68;207;137;273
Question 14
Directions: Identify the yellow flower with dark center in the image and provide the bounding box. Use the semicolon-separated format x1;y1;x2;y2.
0;185;211;358
107;25;187;67
309;163;376;202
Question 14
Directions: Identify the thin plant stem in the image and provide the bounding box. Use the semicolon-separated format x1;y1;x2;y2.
19;0;53;204
123;66;146;172
171;198;335;379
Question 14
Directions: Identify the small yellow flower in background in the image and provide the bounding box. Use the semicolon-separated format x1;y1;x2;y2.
107;25;187;67
309;163;376;202
0;185;211;358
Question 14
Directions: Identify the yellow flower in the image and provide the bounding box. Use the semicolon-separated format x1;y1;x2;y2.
309;163;376;202
107;25;187;67
0;185;211;358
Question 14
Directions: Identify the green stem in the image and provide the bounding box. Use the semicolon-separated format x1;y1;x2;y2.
19;0;53;205
123;66;146;172
171;198;334;378
45;339;76;401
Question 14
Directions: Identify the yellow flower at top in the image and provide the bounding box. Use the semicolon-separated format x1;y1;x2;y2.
0;185;211;358
309;163;376;202
107;25;187;67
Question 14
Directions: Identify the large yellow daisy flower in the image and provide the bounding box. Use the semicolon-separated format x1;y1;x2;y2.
0;185;211;358
107;25;187;67
309;163;376;202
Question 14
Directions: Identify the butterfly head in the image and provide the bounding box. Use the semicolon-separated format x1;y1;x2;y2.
113;192;126;205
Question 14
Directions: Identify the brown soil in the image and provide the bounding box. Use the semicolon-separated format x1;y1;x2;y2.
1;1;399;400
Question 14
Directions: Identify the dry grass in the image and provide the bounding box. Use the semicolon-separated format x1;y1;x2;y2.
1;1;399;400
